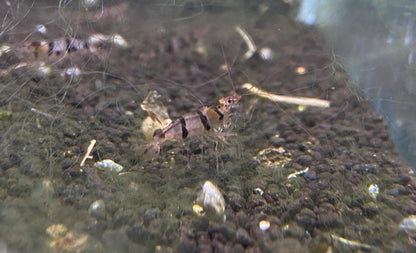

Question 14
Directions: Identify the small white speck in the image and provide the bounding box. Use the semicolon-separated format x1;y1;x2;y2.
38;65;51;76
35;24;47;35
111;34;128;47
368;184;379;199
258;47;273;61
82;0;99;9
65;67;81;77
259;220;270;231
253;187;264;196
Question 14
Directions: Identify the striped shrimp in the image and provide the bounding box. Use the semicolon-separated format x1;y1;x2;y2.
0;33;128;77
16;33;127;60
144;94;242;158
28;38;90;58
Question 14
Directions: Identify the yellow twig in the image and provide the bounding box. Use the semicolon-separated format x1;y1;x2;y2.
242;83;330;108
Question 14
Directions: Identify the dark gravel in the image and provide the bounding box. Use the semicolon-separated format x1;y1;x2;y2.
0;1;415;253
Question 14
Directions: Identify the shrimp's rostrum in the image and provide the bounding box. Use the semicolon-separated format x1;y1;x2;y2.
145;94;241;156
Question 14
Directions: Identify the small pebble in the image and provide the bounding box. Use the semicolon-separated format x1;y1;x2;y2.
88;199;106;220
35;24;47;35
400;215;416;236
259;220;270;231
94;159;124;173
226;192;245;212
65;67;81;77
196;181;226;220
82;0;100;9
0;44;11;56
46;224;68;239
352;164;379;173
368;184;379;199
111;34;128;47
258;47;273;61
143;208;160;226
304;169;317;180
295;66;306;75
296;208;317;230
38;65;51;76
236;228;253;247
127;224;152;243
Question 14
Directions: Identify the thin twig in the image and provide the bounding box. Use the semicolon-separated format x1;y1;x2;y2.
80;139;96;167
242;83;330;108
235;26;257;60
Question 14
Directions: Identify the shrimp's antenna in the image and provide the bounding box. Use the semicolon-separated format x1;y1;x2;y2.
221;46;237;95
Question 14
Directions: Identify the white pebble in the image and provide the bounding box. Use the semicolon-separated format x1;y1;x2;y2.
38;65;51;76
0;44;11;56
259;220;270;231
196;181;226;220
400;215;416;235
111;34;128;47
94;159;124;173
65;67;81;77
35;24;47;35
88;199;106;219
258;47;273;61
368;184;379;199
82;0;99;9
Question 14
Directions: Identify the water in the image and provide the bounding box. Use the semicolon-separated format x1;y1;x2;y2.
297;0;416;168
0;1;415;252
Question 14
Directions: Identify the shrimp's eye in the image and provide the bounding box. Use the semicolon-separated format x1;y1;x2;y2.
228;99;232;104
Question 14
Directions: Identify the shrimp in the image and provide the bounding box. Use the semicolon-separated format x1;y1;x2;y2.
28;38;89;58
17;33;127;60
144;94;241;158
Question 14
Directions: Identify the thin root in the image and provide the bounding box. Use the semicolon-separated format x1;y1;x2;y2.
242;83;330;108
